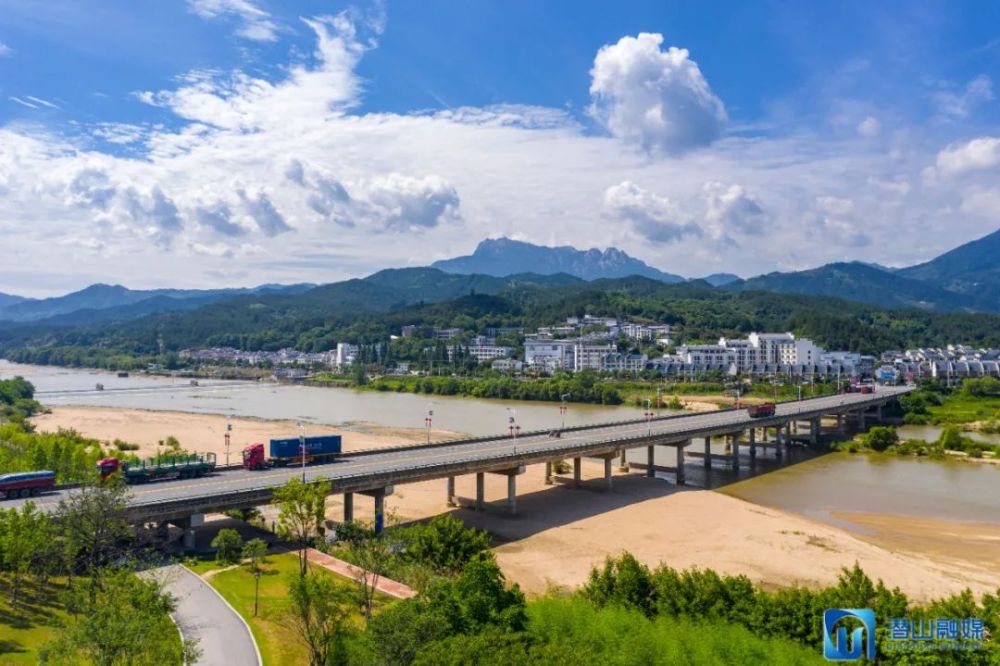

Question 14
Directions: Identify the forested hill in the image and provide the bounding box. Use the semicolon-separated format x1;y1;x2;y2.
2;268;1000;367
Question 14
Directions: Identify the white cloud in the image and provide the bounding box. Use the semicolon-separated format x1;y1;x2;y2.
856;115;880;138
933;137;1000;177
362;173;461;232
589;33;727;154
238;189;292;236
0;42;11;57
703;182;766;238
187;0;279;42
194;202;247;237
932;75;993;120
602;181;701;243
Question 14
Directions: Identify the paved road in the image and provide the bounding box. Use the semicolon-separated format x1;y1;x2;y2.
8;387;909;515
151;564;261;666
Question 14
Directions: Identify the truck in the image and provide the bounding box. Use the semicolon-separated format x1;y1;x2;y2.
746;402;776;418
0;470;56;499
242;435;342;471
97;453;217;484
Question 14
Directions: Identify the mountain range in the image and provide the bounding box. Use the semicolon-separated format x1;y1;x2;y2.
0;227;997;326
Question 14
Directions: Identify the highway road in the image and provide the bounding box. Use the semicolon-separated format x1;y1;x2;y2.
7;387;909;518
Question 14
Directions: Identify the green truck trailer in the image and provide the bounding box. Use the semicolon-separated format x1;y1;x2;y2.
97;453;217;484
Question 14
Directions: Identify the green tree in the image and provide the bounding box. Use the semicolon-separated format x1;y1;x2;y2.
401;515;491;574
273;477;330;576
211;528;244;565
283;571;354;666
39;568;200;665
862;426;899;452
0;502;52;606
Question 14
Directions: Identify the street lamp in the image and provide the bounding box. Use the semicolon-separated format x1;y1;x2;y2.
655;387;662;415
224;417;232;467
506;408;520;452
425;403;435;444
645;398;653;436
297;420;306;482
559;393;570;430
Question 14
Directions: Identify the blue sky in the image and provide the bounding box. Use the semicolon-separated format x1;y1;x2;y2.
0;0;998;295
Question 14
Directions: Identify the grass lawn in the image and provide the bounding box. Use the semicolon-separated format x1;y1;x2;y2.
929;395;1000;424
201;551;390;666
0;577;70;664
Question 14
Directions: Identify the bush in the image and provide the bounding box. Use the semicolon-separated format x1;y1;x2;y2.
861;426;898;452
211;528;244;564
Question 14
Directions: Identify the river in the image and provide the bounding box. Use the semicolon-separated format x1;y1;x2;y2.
3;361;996;529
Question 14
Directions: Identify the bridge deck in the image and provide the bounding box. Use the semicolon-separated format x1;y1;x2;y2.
9;387;910;521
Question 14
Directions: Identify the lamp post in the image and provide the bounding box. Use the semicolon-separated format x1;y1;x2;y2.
645;398;653;437
224;417;232;467
655;387;662;415
559;393;570;430
297;420;306;483
506;408;519;453
425;403;434;444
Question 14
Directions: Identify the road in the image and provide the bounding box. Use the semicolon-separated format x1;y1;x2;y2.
150;564;261;666
8;387;909;518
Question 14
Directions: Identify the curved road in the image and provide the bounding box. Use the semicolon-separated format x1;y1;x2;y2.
152;564;261;666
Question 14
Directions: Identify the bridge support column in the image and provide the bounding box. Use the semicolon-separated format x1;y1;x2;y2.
604;457;614;492
858;410;866;430
544;462;553;485
748;428;757;460
343;492;354;523
675;443;686;485
876;404;883;422
775;427;783;461
360;487;393;534
836;413;844;435
618;448;628;472
573;457;582;488
810;417;819;445
183;528;197;551
646;446;655;478
507;473;517;516
475;473;485;511
731;435;740;471
446;476;457;507
703;437;711;470
784;423;793;461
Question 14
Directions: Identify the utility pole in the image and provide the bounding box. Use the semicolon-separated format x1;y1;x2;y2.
224;417;232;467
425;403;434;444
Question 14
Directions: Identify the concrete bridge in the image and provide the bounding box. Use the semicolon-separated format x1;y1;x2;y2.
11;387;910;545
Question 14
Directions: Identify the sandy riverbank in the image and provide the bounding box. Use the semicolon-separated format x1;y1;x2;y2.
32;406;458;458
34;406;1000;602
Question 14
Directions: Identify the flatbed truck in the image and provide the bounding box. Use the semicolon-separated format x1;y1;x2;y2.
97;453;217;484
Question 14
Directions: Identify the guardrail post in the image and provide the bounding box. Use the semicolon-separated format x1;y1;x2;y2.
476;473;485;512
573;457;582;488
343;492;354;523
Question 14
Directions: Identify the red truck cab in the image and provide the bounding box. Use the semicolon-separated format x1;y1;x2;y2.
243;443;267;471
97;457;123;480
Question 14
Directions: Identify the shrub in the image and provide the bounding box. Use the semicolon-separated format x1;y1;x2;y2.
211;528;244;564
861;426;898;452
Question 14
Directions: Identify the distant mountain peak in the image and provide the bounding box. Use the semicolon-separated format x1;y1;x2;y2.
431;237;685;283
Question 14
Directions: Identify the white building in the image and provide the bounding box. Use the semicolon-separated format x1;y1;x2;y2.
449;345;514;363
525;339;576;370
574;343;615;371
335;343;359;369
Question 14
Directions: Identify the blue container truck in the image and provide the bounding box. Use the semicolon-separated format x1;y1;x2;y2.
242;434;342;470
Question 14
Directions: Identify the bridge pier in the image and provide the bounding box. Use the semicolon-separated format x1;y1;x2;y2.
646;446;655;478
731;435;740;471
858;410;866;430
343;492;354;523
810;417;820;445
573;457;582;488
172;513;205;552
703;437;711;470
544;462;553;485
618;449;628;472
675;443;687;485
748;428;757;460
603;456;614;492
446;476;457;507
360;487;393;534
475;472;485;511
507;473;517;516
836;413;844;435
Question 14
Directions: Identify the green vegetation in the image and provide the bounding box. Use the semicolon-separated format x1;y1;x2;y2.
351;372;624;405
834;424;998;459
273;477;330;576
211;528;244;565
0;481;195;664
0;377;41;425
897;379;1000;431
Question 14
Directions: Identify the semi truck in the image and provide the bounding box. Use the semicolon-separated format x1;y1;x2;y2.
97;453;217;484
0;470;56;499
746;402;776;418
242;435;342;471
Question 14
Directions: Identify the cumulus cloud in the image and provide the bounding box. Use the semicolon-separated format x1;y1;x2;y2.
703;182;766;238
187;0;279;42
933;137;1000;177
239;190;292;236
589;33;727;154
813;196;870;247
0;42;12;57
856;115;881;138
195;202;246;237
602;181;701;243
363;173;461;231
